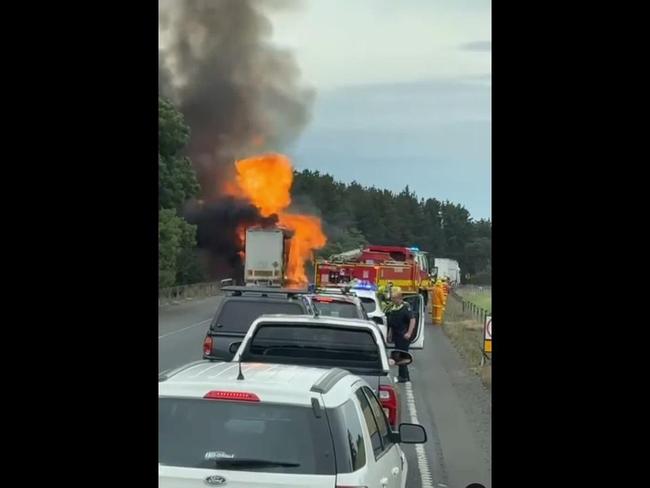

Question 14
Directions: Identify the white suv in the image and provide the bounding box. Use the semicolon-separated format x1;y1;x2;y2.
159;361;427;488
349;287;388;328
315;286;388;341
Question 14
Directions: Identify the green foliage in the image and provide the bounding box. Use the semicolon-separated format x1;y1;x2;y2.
159;209;194;288
158;97;202;287
467;264;492;285
159;97;200;210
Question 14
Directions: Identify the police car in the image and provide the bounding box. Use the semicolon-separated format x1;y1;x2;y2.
159;361;427;487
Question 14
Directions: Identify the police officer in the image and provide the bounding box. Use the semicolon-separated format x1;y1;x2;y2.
385;286;415;383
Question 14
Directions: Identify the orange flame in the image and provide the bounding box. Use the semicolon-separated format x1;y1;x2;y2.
233;154;293;217
227;153;327;286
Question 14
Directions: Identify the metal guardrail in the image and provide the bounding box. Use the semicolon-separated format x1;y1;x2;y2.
158;281;222;306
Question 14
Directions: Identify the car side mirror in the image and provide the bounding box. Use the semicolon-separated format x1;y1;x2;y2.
371;316;384;325
229;341;242;354
398;423;427;444
390;350;413;365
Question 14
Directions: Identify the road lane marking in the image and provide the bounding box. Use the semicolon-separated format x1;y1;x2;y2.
158;319;211;339
405;381;435;488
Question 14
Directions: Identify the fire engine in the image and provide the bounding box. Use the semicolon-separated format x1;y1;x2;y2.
314;245;434;303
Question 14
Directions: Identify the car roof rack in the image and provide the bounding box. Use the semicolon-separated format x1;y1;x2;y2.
310;368;350;394
221;286;307;297
159;360;208;382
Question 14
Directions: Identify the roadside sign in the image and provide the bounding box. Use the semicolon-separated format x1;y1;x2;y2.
483;316;492;353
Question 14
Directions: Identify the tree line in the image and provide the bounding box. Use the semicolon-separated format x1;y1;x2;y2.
159;97;491;287
292;171;491;284
159;97;202;288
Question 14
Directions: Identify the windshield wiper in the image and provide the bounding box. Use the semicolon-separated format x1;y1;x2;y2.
213;458;300;468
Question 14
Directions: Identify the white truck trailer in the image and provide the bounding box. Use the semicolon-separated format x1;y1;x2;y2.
244;227;291;286
433;258;461;285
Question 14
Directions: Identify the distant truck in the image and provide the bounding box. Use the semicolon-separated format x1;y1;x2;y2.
244;227;292;287
433;258;461;285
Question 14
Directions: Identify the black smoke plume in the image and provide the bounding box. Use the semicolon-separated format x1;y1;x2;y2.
185;198;279;280
159;0;313;198
159;0;313;279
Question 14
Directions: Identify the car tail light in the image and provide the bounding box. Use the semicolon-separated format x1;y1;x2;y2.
379;385;399;428
203;336;213;356
204;391;260;402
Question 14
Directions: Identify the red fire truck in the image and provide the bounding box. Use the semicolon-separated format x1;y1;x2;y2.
314;245;432;350
314;245;434;302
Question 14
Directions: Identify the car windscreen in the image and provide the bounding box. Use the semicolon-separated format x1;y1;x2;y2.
159;397;335;474
214;300;304;333
311;299;360;319
242;324;382;371
359;297;377;313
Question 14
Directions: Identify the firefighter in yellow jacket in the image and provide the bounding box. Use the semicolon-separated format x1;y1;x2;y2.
432;279;445;325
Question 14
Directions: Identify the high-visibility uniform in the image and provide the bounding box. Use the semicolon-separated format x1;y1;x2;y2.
432;281;445;325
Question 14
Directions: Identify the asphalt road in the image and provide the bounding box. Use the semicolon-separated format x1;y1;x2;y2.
159;296;491;488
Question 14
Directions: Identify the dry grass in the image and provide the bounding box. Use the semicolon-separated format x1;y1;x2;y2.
442;295;491;388
456;287;492;312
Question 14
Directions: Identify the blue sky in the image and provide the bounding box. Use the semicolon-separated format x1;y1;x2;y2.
270;0;491;219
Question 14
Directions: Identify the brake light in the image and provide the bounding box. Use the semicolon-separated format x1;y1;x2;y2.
204;391;260;402
203;336;213;356
379;385;399;428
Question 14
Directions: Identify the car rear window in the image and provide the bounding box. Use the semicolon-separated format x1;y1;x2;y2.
359;297;377;313
312;299;360;319
242;324;382;371
215;300;305;332
159;397;335;474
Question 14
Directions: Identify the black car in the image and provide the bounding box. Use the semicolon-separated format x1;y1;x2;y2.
202;286;314;361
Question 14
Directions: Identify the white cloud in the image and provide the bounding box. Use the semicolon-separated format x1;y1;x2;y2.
268;0;491;88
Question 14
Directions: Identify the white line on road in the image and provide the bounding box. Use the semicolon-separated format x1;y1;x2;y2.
158;319;211;339
405;381;435;488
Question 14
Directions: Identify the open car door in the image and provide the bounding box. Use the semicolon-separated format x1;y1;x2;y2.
386;293;425;350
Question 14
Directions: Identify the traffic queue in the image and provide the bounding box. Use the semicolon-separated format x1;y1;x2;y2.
159;279;434;487
159;242;457;487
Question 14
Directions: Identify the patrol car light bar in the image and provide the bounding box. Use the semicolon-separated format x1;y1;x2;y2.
351;279;377;291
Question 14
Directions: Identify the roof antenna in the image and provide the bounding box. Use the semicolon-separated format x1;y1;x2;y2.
237;358;245;381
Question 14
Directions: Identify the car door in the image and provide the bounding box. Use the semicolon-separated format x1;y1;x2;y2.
402;293;424;349
354;387;404;488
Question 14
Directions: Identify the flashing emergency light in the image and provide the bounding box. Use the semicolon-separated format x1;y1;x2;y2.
409;246;420;251
352;279;377;291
